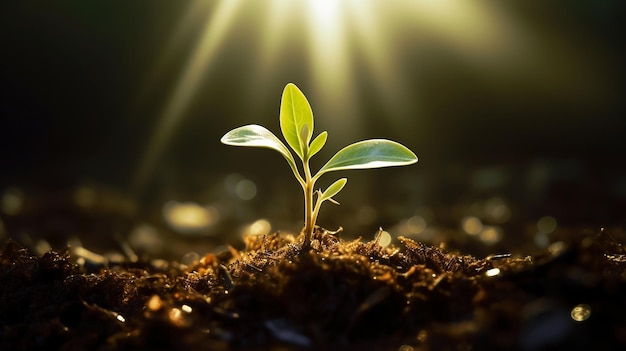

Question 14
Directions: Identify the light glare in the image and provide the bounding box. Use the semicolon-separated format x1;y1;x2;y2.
134;0;534;190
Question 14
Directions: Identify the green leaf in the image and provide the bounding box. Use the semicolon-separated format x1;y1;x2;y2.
316;139;417;177
308;131;327;158
299;124;310;157
319;178;347;203
221;124;301;181
280;83;314;160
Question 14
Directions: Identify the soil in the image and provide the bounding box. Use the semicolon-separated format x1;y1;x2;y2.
1;227;626;350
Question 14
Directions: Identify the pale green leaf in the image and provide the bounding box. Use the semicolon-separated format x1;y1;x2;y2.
319;178;347;203
317;139;417;177
280;83;314;159
299;124;310;157
221;124;301;182
308;131;327;158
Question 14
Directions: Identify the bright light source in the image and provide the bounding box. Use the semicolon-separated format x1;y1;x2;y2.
134;0;527;189
309;0;340;25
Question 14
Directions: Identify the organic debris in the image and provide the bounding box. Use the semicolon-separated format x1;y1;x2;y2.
1;228;626;350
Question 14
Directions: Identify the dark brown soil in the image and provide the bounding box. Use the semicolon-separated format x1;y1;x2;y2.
1;228;625;350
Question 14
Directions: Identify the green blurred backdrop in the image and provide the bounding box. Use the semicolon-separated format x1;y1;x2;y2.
0;1;624;256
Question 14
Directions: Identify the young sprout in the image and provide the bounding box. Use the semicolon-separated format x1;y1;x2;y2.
221;83;417;250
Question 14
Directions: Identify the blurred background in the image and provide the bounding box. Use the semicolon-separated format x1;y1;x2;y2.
0;0;624;260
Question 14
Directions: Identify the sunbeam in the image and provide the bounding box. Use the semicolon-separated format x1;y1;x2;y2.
306;0;358;138
133;0;531;190
134;0;243;188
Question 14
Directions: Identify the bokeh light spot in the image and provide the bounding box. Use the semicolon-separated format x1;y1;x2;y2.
548;241;566;256
570;304;591;322
73;185;97;208
537;216;557;234
406;216;427;234
129;224;163;254
2;187;23;215
479;226;502;245
235;179;257;200
534;232;549;248
34;240;52;256
163;201;219;234
181;251;200;266
486;267;501;277
462;216;482;235
378;230;392;247
168;307;191;327
243;219;272;237
148;295;163;311
225;174;258;201
486;197;511;223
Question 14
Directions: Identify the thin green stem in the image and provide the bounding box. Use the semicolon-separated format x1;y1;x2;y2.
311;192;324;235
302;157;315;251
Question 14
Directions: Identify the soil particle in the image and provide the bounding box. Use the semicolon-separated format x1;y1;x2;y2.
1;228;625;350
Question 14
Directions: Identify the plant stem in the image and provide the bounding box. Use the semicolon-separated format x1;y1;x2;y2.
302;158;315;251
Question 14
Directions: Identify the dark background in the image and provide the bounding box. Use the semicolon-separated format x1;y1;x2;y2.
0;1;624;255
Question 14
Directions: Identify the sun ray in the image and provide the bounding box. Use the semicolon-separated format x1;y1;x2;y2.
257;0;294;75
306;0;360;140
243;0;295;115
131;1;211;112
346;1;413;120
406;0;526;67
133;0;534;192
134;0;244;188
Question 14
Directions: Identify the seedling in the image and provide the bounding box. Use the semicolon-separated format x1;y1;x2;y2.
221;83;418;250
